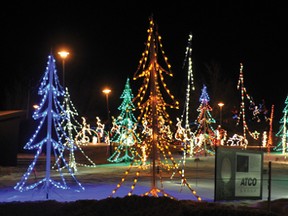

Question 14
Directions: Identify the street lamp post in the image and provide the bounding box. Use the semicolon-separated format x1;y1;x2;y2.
102;88;112;155
218;102;224;126
102;88;111;124
58;51;70;87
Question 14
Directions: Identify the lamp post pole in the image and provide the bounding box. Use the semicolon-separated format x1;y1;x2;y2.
102;88;112;155
58;51;70;87
102;88;111;123
218;102;224;127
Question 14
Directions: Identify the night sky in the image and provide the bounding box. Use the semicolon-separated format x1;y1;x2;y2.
1;1;287;125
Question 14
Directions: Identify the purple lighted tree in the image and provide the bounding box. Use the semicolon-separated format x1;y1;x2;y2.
14;53;84;199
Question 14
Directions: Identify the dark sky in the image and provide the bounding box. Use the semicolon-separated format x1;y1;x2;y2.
1;1;287;123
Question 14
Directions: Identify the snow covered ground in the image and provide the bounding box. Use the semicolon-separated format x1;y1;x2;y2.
0;151;287;205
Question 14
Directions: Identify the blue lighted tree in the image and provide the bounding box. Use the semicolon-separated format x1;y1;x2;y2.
274;95;288;154
14;53;84;199
108;78;141;163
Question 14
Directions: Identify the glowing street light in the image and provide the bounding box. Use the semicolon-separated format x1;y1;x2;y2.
103;88;112;156
58;50;70;87
33;104;39;110
218;102;224;126
102;88;111;123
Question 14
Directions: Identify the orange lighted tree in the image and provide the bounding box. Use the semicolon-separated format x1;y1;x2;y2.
110;16;201;201
133;16;179;198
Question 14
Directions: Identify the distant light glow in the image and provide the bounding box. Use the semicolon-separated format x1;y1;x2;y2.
218;102;224;108
58;51;70;59
102;88;111;95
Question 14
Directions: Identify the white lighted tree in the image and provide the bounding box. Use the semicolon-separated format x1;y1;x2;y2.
236;63;261;140
58;87;96;172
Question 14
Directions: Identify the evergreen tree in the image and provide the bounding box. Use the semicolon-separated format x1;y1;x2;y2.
108;78;141;163
274;95;288;153
14;54;84;198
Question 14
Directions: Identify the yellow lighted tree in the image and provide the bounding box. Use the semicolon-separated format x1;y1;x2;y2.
133;23;179;126
110;16;201;201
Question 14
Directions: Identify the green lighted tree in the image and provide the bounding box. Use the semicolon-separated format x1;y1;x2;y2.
274;95;288;154
108;78;141;163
